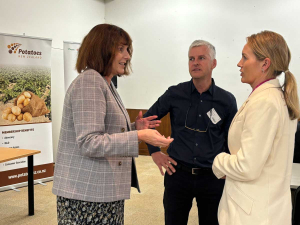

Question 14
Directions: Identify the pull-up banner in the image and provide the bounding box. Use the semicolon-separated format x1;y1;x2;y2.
0;33;53;188
63;41;117;90
63;41;80;92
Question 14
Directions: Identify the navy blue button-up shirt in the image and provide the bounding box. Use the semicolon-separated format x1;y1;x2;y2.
144;79;237;168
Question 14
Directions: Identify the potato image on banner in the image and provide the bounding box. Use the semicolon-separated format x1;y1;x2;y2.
3;107;12;114
23;112;32;122
17;113;23;121
23;92;31;98
23;98;30;106
8;114;16;122
2;112;9;120
11;106;21;116
17;95;25;105
15;91;50;117
17;103;24;109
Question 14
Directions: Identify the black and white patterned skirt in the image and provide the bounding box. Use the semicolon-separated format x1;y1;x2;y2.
57;196;125;225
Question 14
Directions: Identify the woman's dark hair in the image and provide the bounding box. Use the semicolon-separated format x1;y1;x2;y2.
76;24;133;77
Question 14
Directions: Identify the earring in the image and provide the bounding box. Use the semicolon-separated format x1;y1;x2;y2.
262;69;264;73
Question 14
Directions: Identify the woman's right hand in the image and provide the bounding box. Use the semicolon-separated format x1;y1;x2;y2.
137;129;173;147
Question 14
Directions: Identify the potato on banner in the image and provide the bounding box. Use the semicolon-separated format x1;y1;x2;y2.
15;91;50;117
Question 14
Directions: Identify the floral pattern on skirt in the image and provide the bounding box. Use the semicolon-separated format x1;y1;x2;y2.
57;196;124;225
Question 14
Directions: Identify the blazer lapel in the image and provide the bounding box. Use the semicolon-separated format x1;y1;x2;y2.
229;79;282;131
248;79;281;100
109;82;132;131
229;100;249;130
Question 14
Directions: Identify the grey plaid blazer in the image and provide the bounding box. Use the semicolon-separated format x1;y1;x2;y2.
52;69;140;203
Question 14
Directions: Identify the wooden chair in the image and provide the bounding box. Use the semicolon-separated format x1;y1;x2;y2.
293;186;300;225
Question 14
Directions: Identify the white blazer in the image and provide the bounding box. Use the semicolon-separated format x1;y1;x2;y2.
212;79;297;225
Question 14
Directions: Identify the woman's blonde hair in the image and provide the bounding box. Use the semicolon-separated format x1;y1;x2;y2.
247;31;300;120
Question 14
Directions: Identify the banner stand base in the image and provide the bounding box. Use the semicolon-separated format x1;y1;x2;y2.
11;187;20;192
37;180;47;186
0;176;53;192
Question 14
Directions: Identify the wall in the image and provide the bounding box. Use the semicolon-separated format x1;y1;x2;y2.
1;0;300;161
105;0;300;110
0;0;105;161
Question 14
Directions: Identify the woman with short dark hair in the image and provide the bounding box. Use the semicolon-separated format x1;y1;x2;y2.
52;24;173;225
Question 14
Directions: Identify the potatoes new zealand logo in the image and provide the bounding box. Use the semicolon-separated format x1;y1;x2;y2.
7;43;22;54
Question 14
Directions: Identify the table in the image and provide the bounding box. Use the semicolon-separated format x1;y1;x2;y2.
0;147;41;216
291;163;300;189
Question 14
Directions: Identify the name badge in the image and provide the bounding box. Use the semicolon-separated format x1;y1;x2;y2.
207;108;221;124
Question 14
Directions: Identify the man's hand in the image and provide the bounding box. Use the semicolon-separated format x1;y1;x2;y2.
151;152;177;176
135;111;161;130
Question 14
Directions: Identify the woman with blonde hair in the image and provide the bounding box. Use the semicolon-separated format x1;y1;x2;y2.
212;30;299;225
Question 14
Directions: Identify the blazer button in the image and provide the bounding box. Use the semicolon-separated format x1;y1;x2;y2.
121;128;125;132
118;161;122;166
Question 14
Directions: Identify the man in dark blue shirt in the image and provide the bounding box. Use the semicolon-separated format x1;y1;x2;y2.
144;40;237;225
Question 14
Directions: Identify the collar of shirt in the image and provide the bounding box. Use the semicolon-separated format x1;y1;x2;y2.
249;78;275;96
190;78;215;96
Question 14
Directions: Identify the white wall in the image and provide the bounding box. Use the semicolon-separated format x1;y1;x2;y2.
0;0;105;161
1;0;300;161
105;0;300;109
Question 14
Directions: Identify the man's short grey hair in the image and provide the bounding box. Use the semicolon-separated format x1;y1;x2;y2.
188;40;216;60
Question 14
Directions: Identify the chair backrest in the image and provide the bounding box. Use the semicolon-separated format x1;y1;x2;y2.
294;122;300;163
293;186;300;225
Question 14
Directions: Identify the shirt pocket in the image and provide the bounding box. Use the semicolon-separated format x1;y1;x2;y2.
227;183;254;215
172;103;189;126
